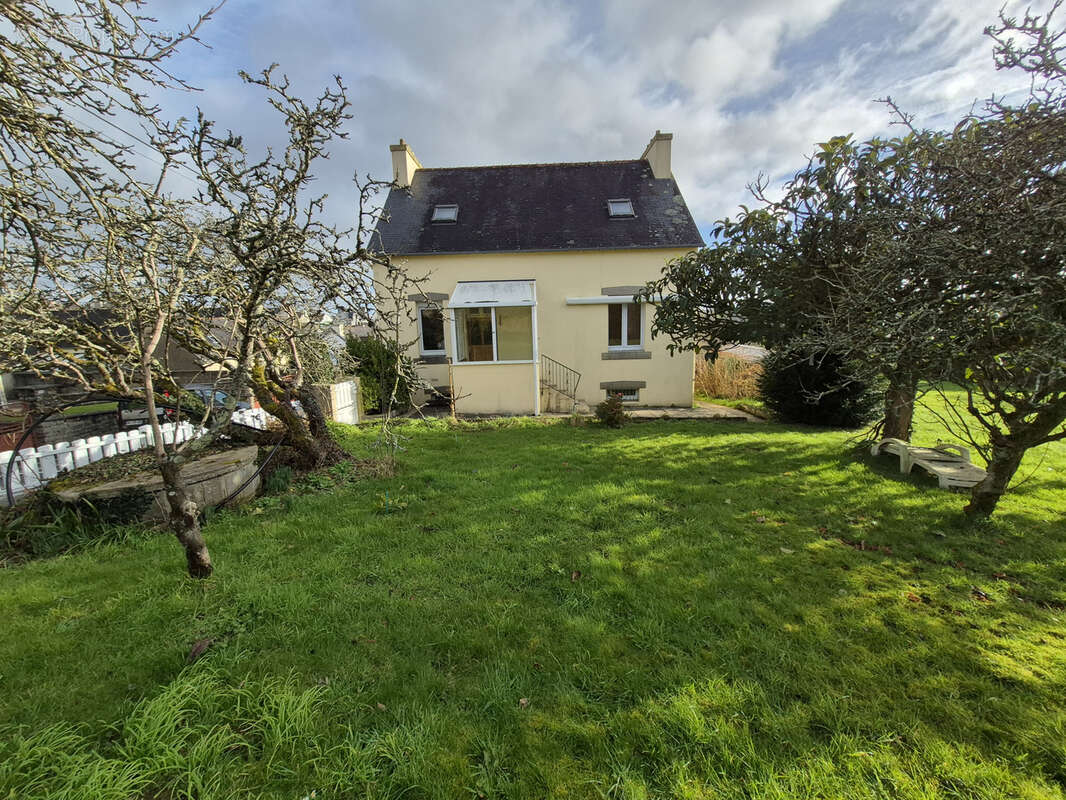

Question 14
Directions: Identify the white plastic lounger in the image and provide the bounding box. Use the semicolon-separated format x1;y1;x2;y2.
871;437;987;490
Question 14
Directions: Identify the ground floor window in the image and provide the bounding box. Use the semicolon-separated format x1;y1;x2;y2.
455;306;534;363
608;302;642;349
418;306;445;355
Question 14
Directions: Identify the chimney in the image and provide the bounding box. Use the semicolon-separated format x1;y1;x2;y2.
390;138;422;187
640;130;673;179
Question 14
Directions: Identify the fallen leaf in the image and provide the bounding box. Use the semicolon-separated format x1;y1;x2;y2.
906;592;923;603
518;697;529;709
972;586;991;602
187;638;212;663
779;547;794;554
570;570;582;582
376;702;387;711
755;516;768;524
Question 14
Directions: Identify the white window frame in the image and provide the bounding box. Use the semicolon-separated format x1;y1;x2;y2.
607;302;643;351
416;304;446;357
607;198;635;217
450;305;535;365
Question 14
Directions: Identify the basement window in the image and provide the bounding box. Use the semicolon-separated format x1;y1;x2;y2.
607;387;639;402
431;204;459;223
607;198;635;217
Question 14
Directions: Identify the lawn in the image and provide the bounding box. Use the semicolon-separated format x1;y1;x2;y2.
1;402;1064;798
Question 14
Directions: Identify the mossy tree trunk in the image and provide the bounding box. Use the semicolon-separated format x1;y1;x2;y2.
249;365;342;468
882;373;917;441
158;459;213;577
140;327;213;580
964;402;1065;517
964;437;1025;518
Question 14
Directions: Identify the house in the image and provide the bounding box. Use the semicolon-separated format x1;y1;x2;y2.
372;132;704;415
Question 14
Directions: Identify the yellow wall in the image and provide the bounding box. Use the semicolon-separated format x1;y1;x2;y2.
386;248;696;413
450;362;538;415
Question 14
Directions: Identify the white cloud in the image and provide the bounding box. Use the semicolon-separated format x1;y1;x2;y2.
145;0;1047;234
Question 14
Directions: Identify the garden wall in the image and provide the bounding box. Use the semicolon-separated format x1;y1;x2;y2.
0;408;270;505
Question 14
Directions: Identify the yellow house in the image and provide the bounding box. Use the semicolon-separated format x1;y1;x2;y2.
372;132;704;416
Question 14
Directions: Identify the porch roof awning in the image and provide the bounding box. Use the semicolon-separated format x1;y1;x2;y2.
449;279;535;308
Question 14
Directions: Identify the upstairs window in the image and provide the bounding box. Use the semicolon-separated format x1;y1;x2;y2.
608;302;642;349
417;306;445;355
607;198;635;217
431;204;459;223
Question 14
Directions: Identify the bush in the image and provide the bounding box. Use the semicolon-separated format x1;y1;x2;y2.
695;353;762;399
758;349;881;428
595;393;629;428
261;465;293;495
345;336;412;414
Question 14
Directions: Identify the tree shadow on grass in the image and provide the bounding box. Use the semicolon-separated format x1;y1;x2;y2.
2;419;1065;797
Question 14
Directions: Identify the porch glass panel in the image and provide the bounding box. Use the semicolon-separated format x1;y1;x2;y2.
456;307;494;362
495;307;534;361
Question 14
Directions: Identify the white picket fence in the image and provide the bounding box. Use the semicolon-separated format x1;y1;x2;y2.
0;407;269;505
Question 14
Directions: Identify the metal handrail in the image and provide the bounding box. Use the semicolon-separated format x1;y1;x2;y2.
540;354;581;403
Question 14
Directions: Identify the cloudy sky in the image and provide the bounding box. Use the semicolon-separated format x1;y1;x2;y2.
147;0;1037;238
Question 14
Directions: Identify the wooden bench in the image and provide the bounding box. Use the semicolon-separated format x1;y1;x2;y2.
870;437;987;490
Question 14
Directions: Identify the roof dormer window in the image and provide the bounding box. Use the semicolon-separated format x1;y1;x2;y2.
607;198;635;218
431;204;459;223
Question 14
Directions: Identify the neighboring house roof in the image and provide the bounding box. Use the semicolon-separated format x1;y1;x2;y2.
373;159;704;255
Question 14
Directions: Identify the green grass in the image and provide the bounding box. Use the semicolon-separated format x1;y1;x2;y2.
58;401;119;417
1;399;1064;798
700;395;770;418
0;402;118;424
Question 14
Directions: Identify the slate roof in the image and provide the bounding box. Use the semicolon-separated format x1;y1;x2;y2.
372;159;704;255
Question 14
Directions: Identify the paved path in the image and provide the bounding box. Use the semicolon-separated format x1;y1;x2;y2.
376;402;765;423
627;402;763;422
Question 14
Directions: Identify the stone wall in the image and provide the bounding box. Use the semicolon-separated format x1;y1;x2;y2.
37;411;122;445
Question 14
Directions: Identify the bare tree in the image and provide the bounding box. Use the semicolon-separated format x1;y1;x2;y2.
0;0;219;309
1;160;241;576
183;67;432;464
0;1;240;576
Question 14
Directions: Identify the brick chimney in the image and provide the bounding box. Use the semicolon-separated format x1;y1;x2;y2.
640;130;673;179
390;139;422;187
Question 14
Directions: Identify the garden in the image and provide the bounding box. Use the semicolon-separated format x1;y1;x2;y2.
1;396;1064;798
